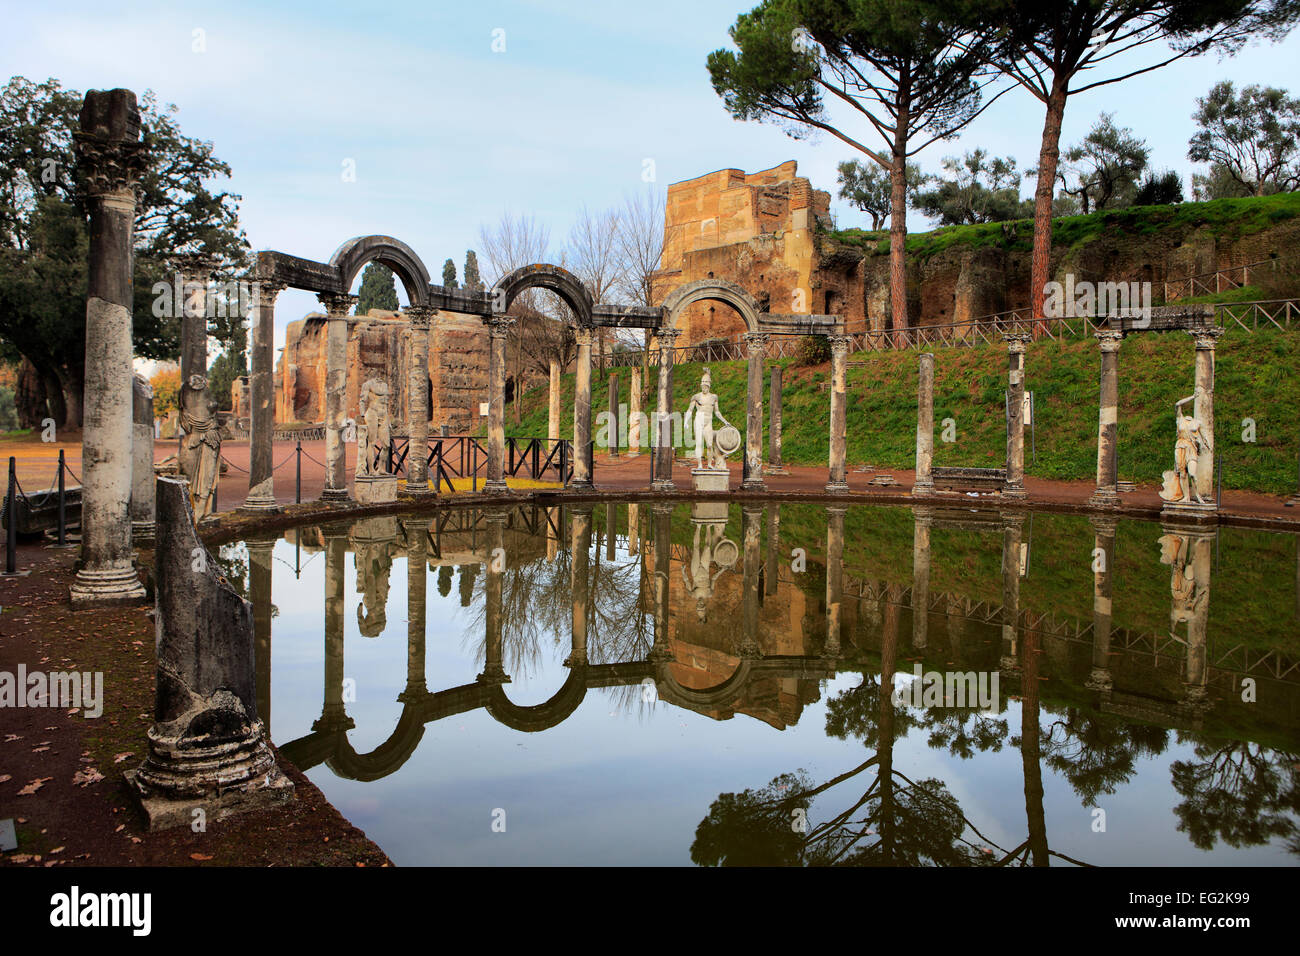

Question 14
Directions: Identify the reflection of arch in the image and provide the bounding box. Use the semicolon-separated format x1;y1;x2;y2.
483;668;589;732
322;703;428;782
653;657;756;712
330;235;432;307
660;279;761;333
494;263;594;325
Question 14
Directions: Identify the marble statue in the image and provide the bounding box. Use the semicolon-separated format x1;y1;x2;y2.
682;520;737;623
356;379;392;478
1158;394;1212;505
685;368;734;470
178;373;222;518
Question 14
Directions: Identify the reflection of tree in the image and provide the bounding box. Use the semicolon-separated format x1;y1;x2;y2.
1171;739;1300;854
1037;709;1168;807
920;708;1009;761
457;564;477;608
436;565;453;598
215;543;248;597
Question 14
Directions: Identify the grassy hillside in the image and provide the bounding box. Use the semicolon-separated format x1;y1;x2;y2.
508;328;1300;494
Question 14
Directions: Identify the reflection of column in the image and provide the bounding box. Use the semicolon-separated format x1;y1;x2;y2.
607;372;620;459
484;315;514;494
1004;333;1031;499
628;366;642;458
945;592;966;654
605;502;616;560
742;333;768;491
572;327;594;490
1192;328;1223;503
999;512;1025;675
627;502;640;556
320;293;357;502
913;352;935;496
568;506;593;666
247;535;275;732
403;307;435;497
741;505;763;656
652;330;680;490
827;333;850;494
70;89;148;607
1182;530;1214;711
400;519;428;702
313;530;354;732
765;505;779;597
243;279;287;511
1086;516;1117;692
546;506;558;561
1089;331;1123;507
912;507;932;651
768;365;787;474
648;504;674;661
478;512;510;684
825;506;846;658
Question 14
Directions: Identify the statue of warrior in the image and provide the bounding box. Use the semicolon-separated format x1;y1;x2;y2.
356;379;392;477
681;521;731;623
1159;394;1213;504
684;368;732;470
178;373;222;518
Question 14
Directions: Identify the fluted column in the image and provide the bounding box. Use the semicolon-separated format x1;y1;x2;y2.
568;505;593;666
913;352;935;496
1086;515;1118;692
571;326;594;490
912;507;932;651
1090;331;1123;507
652;329;680;490
399;519;428;702
403;306;435;497
70;89;148;607
483;314;514;494
826;333;850;493
825;506;846;658
319;293;357;502
1003;333;1031;499
741;332;768;491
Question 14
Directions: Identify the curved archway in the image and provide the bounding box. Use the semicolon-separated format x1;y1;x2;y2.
330;235;432;307
492;263;594;325
659;278;761;333
652;657;756;713
483;668;589;732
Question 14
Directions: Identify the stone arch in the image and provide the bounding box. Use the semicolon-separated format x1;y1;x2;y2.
493;263;594;326
652;657;756;712
320;704;428;782
483;669;589;732
659;278;762;334
330;235;432;307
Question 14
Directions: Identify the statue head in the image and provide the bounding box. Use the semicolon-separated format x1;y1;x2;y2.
701;368;712;394
696;597;708;622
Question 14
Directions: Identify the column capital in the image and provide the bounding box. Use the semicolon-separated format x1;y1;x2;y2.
827;332;851;355
1095;329;1124;352
655;327;681;346
743;331;770;353
73;135;147;199
1190;326;1225;349
167;253;219;283
1089;514;1120;536
318;292;357;317
573;325;593;346
404;306;436;330
483;314;516;338
1003;331;1032;353
250;278;287;305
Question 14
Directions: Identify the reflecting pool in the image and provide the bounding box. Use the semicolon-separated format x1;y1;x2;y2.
222;501;1300;866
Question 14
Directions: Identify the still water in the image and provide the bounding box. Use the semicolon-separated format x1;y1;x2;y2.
222;501;1300;866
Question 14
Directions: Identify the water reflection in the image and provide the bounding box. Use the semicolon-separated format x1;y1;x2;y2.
233;501;1300;865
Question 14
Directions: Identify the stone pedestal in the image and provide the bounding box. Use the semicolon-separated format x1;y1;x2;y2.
354;474;398;504
692;468;730;492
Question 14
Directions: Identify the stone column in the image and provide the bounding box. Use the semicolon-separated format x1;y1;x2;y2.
765;505;779;597
403;306;435;497
1192;328;1223;503
70;89;148;607
399;519;429;703
740;505;763;657
131;375;155;542
174;254;215;461
742;332;769;491
1003;333;1031;499
1180;529;1214;711
319;293;356;502
246;534;275;729
913;352;935;497
1086;515;1117;692
568;505;593;666
628;366;642;458
652;330;680;491
547;358;561;445
826;334;850;494
483;315;514;494
478;511;510;684
607;372;620;459
1088;331;1124;507
125;479;291;829
912;507;932;651
240;279;286;512
606;502;617;560
768;366;787;475
314;527;355;732
648;504;675;661
826;506;846;658
571;326;594;490
999;512;1025;676
627;502;640;556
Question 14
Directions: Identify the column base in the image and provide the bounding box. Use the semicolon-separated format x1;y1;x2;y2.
1001;484;1028;500
1088;488;1120;508
482;479;510;495
911;479;935;497
567;480;594;493
740;480;766;492
131;521;155;544
646;647;675;663
239;497;281;514
318;488;351;503
765;464;789;476
398;481;435;500
475;668;511;686
650;479;675;492
1160;499;1218;523
1085;668;1113;693
70;564;147;608
825;481;849;495
562;652;588;668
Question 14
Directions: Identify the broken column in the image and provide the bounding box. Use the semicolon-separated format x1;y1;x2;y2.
1192;328;1222;506
1086;515;1117;692
767;365;787;475
912;506;932;651
175;256;222;519
131;375;155;542
826;333;850;494
627;366;642;458
571;327;594;490
126;477;292;829
607;372;620;458
652;329;680;491
483;315;514;493
825;505;846;658
741;332;768;491
1089;330;1123;507
241;277;285;512
403;306;435;497
913;352;935;497
1003;333;1031;499
70;89;148;607
320;293;357;502
568;505;593;666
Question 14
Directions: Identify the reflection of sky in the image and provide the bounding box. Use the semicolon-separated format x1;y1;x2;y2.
252;525;1297;867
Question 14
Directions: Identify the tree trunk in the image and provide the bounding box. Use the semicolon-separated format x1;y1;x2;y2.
61;368;84;430
1030;79;1070;335
38;366;68;431
889;98;911;346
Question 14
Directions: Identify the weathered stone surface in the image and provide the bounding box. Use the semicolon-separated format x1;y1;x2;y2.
131;374;155;539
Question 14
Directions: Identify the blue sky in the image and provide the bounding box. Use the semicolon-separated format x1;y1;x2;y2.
4;0;1299;343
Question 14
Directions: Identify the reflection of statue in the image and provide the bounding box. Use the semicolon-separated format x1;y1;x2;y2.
355;541;393;637
356;379;392;477
682;521;737;622
1159;395;1212;504
178;373;222;518
685;368;733;470
1158;532;1206;631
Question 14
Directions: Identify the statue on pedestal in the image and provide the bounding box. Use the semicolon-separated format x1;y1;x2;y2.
685;368;739;472
178;373;222;518
356;379;392;478
682;519;737;623
1159;394;1212;505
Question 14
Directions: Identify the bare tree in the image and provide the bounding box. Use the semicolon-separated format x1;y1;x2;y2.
568;204;625;370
